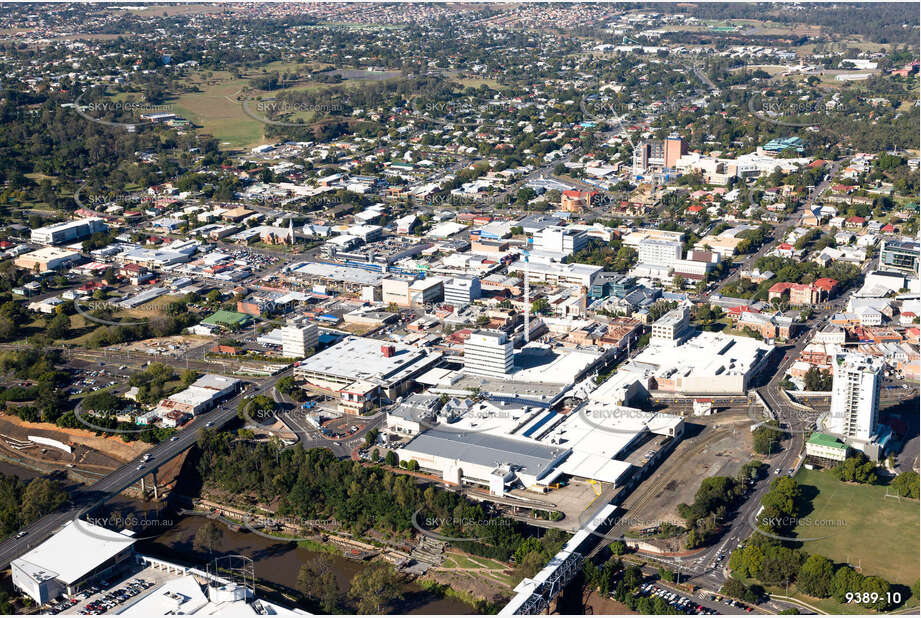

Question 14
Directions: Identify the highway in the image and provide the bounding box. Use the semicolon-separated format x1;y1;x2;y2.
0;369;288;570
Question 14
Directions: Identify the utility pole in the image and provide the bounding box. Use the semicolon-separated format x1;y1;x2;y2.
522;249;530;343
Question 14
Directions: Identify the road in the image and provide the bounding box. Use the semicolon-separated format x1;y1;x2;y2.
270;382;384;457
722;158;845;289
0;369;288;570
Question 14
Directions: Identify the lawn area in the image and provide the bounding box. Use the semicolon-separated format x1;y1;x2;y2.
168;68;377;149
445;553;486;569
792;468;919;587
466;556;509;570
763;584;886;615
169;72;266;149
454;77;508;90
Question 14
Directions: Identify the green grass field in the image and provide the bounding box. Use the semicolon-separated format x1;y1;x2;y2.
792;468;919;586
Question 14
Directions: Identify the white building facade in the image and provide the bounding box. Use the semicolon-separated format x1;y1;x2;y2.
826;353;882;441
464;330;514;377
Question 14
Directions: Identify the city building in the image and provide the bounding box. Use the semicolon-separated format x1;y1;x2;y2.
825;353;882;442
294;335;442;405
878;238;920;274
560;190;593;212
156;374;241;417
464;330;515;377
637;238;683;268
650;306;691;343
397;430;571;495
763;136;805;153
620;329;774;394
12;521;137;604
14;246;82;271
120;569;306;616
30;218;108;245
280;320;319;358
532;226;588;258
443;276;482;307
508;260;602;287
632;134;687;174
382;277;445;307
805;432;849;467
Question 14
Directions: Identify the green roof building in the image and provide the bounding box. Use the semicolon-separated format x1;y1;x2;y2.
202;310;252;328
806;432;848;464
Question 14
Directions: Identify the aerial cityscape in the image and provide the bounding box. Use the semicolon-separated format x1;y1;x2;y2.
0;2;916;616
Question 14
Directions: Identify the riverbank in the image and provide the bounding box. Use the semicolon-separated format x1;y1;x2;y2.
138;513;477;615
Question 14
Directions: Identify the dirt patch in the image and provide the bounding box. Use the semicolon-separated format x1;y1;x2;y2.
421;569;513;605
581;589;637;614
622;416;756;527
0;413;149;464
117;334;214;358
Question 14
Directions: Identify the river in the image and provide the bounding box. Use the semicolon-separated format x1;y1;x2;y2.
137;514;476;615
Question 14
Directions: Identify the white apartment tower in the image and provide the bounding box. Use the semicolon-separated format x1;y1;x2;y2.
280;321;319;359
637;238;683;268
826;353;882;441
464;330;514;378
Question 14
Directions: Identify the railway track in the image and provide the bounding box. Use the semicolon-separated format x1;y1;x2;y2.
587;427;732;559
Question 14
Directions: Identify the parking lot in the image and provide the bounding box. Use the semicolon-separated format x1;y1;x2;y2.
636;582;748;615
52;563;182;615
53;573;160;615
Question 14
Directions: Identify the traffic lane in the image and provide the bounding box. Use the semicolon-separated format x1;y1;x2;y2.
281;408;385;456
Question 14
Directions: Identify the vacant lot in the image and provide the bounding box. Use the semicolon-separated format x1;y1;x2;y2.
792;468;919;586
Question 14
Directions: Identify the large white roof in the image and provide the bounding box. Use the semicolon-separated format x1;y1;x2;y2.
13;521;135;585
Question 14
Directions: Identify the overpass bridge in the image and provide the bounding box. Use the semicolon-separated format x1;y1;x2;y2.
499;503;618;615
0;370;289;570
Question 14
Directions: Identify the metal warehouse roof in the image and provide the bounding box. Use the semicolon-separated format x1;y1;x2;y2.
12;521;136;586
401;430;569;478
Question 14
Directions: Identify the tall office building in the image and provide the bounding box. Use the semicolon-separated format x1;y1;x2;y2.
826;353;882;441
444;276;481;307
632;135;687;175
280;321;319;359
878;238;920;274
464;330;514;378
664;134;688;169
532;226;588;257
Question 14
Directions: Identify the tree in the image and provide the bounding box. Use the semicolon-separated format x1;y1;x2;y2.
673;275;686;290
45;312;70;340
753;423;783;455
298;557;339;613
859;575;894;611
831;566;864;603
833;454;878;484
20;478;66;524
349;562;403;614
891;471;920;498
721;577;748;600
384;450;398;467
609;540;627;555
531;298;550;315
798;555;835;598
803;366;833;391
364;428;379;448
730;544;764;579
193;520;223;556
